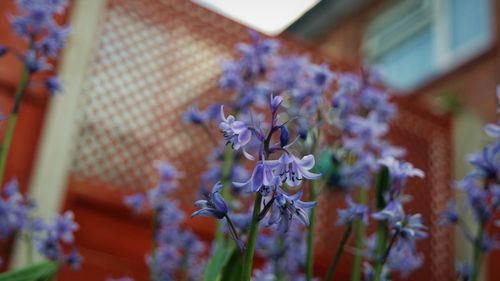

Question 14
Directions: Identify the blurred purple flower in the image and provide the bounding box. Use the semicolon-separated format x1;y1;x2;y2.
337;195;369;225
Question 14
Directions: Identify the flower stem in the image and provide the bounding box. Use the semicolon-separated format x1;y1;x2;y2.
373;168;390;281
0;65;31;185
471;223;485;281
350;188;368;281
241;192;262;281
305;180;317;281
325;222;353;281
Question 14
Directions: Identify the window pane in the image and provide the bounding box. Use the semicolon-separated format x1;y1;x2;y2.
449;0;490;50
378;27;435;91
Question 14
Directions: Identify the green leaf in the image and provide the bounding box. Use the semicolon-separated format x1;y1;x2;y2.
203;240;236;281
219;247;242;281
0;261;59;281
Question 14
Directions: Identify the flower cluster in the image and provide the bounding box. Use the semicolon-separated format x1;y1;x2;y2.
0;0;70;95
441;87;500;279
0;179;81;269
124;161;205;281
32;211;81;269
194;96;319;235
0;180;31;238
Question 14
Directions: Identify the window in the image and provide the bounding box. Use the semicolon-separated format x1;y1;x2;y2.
364;0;492;92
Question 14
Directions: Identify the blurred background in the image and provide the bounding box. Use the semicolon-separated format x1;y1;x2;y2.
0;0;498;280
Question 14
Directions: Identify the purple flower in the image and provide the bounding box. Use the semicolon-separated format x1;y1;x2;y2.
0;179;30;237
124;193;145;214
268;190;316;233
37;25;70;57
0;46;6;57
372;201;404;223
394;213;428;250
53;211;78;243
275;153;321;187
65;248;83;270
192;182;228;219
378;157;424;196
337;195;369;225
310;63;333;90
219;106;252;150
234;160;279;193
385;243;423;277
439;201;459;225
45;76;62;95
485;124;500;138
466;142;500;180
183;105;207;125
154;160;181;181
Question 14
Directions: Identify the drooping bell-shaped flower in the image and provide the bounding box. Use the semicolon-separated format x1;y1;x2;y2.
219;106;252;150
192;181;228;219
275;153;321;187
267;190;316;233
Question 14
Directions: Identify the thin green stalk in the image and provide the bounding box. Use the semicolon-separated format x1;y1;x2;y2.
325;222;353;281
25;233;33;266
305;180;317;281
0;65;30;185
471;223;485;281
350;189;368;281
373;168;390;281
241;192;262;281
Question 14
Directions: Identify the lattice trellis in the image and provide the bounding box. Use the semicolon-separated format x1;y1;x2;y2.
69;0;453;279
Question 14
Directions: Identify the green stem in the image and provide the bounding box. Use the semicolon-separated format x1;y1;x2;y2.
241;192;262;281
0;65;30;185
350;189;368;281
373;168;390;281
325;222;353;281
471;223;485;281
305;180;317;281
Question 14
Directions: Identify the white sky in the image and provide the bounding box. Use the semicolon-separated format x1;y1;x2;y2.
192;0;320;36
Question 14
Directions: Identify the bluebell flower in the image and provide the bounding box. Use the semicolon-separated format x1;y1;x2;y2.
65;248;83;270
378;157;424;195
372;200;404;223
234;160;279;193
154;160;181;181
268;190;316;232
53;211;78;243
38;25;70;57
439;201;459;225
34;231;62;260
0;179;30;237
275;153;321;187
309;63;333;91
466;142;500;180
394;213;428;251
183;105;207;125
385;242;423;278
123;193;145;214
219;106;252;150
45;76;62;95
337;195;369;225
192;181;228;219
0;46;6;57
485;124;500;138
25;50;51;72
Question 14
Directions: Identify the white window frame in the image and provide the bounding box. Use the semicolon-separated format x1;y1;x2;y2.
363;0;494;92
